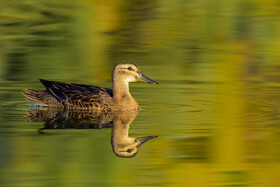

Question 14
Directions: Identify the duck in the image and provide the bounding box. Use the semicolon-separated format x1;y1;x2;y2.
26;107;158;158
22;61;158;111
111;110;158;158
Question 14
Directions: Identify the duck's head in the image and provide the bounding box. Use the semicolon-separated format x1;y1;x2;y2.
112;136;158;158
112;61;159;84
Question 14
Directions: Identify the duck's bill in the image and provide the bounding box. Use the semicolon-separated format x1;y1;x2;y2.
138;72;159;84
137;136;158;146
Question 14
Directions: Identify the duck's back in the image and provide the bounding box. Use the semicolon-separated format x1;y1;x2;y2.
23;79;114;111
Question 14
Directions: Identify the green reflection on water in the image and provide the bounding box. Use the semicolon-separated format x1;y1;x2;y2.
1;0;280;186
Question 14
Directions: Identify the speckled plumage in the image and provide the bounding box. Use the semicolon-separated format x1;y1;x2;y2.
23;80;114;111
23;61;158;111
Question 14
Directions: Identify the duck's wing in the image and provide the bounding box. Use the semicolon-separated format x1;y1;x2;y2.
70;82;113;97
39;79;113;108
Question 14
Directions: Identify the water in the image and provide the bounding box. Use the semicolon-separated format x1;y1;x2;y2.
1;0;280;186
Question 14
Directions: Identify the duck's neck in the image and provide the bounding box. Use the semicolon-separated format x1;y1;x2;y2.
112;77;131;101
112;111;138;141
112;118;130;138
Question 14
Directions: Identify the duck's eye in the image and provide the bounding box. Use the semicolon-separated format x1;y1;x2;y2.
127;67;133;71
127;148;133;153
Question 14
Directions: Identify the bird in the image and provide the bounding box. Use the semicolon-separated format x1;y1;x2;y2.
22;61;158;111
111;110;158;158
25;106;158;158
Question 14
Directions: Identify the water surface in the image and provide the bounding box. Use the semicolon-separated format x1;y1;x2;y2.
1;1;280;186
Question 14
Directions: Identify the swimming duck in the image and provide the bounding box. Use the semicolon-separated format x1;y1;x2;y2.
111;110;158;158
26;107;158;158
23;61;158;111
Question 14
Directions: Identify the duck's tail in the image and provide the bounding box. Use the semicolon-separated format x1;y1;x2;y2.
22;89;51;106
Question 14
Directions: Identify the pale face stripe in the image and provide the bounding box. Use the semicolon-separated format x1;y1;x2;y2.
115;64;140;82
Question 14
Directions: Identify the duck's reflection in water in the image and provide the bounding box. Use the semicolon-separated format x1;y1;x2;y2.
111;111;157;158
25;108;158;158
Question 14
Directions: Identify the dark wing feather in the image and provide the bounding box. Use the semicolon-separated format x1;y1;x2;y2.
39;79;113;108
40;79;69;102
71;83;113;97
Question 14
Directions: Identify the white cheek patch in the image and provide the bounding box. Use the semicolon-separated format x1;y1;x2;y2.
124;71;139;82
118;64;140;82
126;75;137;82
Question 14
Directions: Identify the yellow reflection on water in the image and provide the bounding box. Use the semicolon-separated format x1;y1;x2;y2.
1;0;280;186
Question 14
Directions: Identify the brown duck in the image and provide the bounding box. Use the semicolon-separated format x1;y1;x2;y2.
23;61;158;111
26;108;158;158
